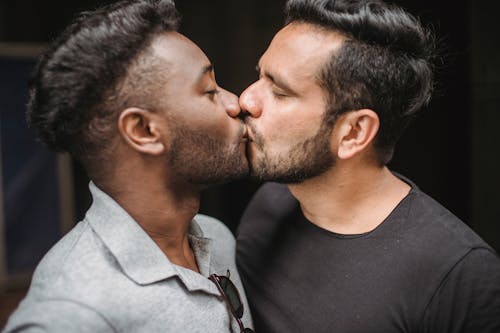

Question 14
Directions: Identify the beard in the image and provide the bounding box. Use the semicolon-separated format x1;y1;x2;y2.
168;126;249;185
248;120;334;184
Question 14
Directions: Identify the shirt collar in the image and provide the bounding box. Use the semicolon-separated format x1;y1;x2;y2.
85;182;219;295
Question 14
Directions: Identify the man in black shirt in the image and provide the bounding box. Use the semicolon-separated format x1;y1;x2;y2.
236;0;500;332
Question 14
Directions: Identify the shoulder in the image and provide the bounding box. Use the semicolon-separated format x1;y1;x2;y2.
3;299;116;333
237;182;299;246
26;219;124;305
392;184;499;293
406;188;492;251
392;174;493;254
238;182;298;234
420;247;500;331
437;246;500;289
236;183;300;277
244;182;296;215
29;221;96;287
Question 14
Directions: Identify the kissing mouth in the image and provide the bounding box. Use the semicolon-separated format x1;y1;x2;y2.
243;122;256;142
240;124;249;143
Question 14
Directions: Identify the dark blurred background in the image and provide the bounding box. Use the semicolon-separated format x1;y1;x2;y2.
1;0;499;326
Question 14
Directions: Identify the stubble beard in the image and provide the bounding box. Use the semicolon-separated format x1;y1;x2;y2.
249;121;335;184
168;127;249;185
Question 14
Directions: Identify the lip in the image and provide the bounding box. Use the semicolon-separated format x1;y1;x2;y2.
241;124;252;142
243;124;254;142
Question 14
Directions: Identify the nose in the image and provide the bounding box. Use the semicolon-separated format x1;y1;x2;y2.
239;82;262;118
219;88;241;118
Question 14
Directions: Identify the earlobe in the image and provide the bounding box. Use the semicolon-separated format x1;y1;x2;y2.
118;107;166;156
337;109;379;160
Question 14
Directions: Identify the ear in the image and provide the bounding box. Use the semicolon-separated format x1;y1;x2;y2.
335;109;379;160
117;107;166;156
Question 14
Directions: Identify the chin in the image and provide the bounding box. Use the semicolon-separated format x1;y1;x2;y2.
189;160;250;186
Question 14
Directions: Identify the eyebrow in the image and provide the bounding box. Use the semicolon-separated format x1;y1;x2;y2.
200;64;214;78
256;63;295;93
195;63;215;87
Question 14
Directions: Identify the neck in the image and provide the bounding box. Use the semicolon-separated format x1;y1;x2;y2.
98;170;202;273
288;164;410;235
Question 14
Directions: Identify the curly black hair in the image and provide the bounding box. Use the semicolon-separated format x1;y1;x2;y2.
27;0;180;175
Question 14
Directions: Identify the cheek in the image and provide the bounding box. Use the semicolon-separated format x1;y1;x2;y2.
191;104;238;139
257;100;323;142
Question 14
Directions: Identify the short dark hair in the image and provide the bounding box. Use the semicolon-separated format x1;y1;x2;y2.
285;0;435;164
27;0;180;176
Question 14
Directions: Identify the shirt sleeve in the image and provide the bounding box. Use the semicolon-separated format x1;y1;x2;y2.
420;248;500;333
3;299;116;333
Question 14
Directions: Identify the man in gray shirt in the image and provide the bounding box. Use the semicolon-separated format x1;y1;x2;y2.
3;0;253;332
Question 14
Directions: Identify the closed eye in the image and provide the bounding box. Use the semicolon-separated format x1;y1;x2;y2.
205;89;220;101
273;91;287;97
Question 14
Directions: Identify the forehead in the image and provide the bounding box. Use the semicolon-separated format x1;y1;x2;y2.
150;31;210;78
261;22;345;79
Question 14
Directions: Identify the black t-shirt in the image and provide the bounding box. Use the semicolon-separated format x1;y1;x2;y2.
236;178;500;333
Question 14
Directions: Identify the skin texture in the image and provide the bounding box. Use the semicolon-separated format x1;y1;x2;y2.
240;23;341;183
102;31;248;271
151;33;249;185
240;22;410;235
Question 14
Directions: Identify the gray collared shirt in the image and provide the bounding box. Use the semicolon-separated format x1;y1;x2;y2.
3;182;253;332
